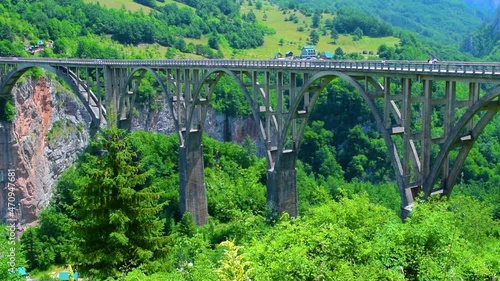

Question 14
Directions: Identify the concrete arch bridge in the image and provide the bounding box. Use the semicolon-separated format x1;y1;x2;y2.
1;57;500;224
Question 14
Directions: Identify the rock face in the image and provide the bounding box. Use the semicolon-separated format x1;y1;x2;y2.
0;77;92;232
131;103;264;155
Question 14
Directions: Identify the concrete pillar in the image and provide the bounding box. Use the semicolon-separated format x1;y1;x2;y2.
266;150;298;219
179;130;208;225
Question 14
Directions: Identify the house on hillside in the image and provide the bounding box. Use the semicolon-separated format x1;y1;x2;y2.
300;46;316;58
320;51;333;60
285;51;294;58
273;52;283;59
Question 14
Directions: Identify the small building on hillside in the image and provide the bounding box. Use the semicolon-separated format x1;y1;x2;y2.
285;51;294;58
58;271;79;280
320;51;334;60
273;52;283;59
300;46;316;58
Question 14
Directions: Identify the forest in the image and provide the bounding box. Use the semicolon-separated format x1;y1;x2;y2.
269;0;497;50
5;122;500;280
0;0;499;280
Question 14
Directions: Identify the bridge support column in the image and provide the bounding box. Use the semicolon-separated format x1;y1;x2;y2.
266;150;298;219
179;130;208;225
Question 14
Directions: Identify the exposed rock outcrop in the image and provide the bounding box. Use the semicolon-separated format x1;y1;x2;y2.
131;102;263;155
0;76;91;232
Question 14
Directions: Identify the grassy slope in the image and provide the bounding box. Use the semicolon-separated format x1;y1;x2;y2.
84;0;192;12
243;1;399;58
83;0;399;59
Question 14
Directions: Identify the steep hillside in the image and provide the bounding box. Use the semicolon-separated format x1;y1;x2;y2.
0;0;401;59
269;0;495;46
460;7;500;59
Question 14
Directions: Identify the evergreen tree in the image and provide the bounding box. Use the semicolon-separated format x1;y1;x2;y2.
309;30;319;45
69;126;167;279
312;11;321;28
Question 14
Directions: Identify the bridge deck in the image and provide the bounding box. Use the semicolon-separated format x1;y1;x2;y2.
1;58;499;81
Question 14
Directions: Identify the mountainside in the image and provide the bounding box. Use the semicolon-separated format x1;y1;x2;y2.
460;7;500;59
270;0;495;46
464;0;500;10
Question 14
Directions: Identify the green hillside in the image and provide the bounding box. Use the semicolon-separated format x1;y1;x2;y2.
269;0;495;46
82;0;400;59
239;1;399;58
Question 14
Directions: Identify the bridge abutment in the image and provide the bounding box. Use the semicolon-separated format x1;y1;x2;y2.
266;150;298;218
179;130;208;225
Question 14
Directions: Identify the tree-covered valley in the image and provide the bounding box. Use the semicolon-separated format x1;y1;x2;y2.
0;0;500;280
8;125;500;280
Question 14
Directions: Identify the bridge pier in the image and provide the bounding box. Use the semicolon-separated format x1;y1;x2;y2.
179;129;208;225
266;150;298;219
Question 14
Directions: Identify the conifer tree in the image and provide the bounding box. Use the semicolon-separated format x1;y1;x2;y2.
69;126;167;278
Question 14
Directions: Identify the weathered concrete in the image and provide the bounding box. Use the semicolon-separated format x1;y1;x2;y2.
179;130;208;225
266;150;298;218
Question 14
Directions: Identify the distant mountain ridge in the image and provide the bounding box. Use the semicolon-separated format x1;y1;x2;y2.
270;0;496;46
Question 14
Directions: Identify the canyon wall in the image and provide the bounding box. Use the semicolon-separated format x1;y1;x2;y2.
0;77;92;232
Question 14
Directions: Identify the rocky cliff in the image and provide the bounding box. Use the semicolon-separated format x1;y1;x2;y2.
0;76;92;232
131;102;263;155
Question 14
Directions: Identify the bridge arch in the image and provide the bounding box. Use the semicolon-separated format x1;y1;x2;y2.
424;84;500;198
278;70;407;209
188;68;265;141
0;63;103;126
123;67;181;132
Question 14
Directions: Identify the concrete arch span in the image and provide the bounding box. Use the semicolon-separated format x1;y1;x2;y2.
186;68;308;219
122;67;262;225
0;63;104;126
276;71;407;213
188;68;268;145
122;67;182;136
424;84;500;198
123;68;258;148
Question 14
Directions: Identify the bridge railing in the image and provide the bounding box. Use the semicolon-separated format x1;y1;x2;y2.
90;59;500;75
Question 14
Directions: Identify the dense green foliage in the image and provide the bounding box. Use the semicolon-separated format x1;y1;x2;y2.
22;127;170;279
460;8;500;60
0;96;16;122
329;7;393;38
16;126;500;280
0;0;272;57
270;0;494;47
68;127;168;278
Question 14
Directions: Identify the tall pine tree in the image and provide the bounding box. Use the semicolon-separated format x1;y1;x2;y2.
69;126;167;279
